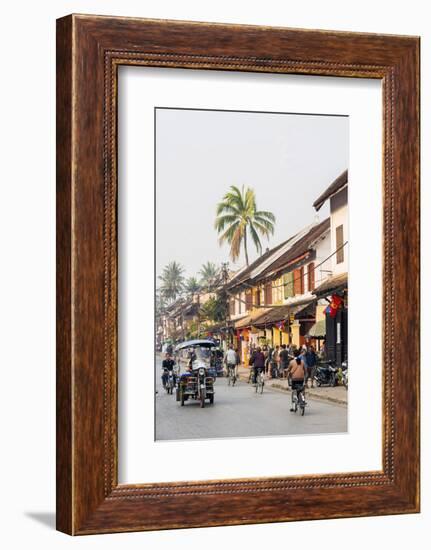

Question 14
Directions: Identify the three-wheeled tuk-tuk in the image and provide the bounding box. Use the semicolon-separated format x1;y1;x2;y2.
174;339;216;408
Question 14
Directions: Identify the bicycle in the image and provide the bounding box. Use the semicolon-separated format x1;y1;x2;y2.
227;365;237;386
255;368;264;394
290;382;306;415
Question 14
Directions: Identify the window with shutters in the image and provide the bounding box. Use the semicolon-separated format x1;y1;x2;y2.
283;271;294;299
336;225;344;264
264;282;272;305
307;262;315;291
245;291;253;311
293;267;304;295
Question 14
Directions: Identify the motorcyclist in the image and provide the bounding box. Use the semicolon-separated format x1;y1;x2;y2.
188;348;197;369
161;353;176;388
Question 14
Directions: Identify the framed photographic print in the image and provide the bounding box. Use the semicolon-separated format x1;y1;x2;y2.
56;14;420;535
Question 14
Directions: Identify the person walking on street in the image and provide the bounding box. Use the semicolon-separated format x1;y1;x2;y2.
272;345;280;376
305;345;317;388
235;347;241;368
278;344;290;378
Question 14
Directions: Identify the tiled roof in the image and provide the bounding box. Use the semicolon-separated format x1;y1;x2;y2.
313;170;348;211
226;219;330;291
225;238;291;290
253;300;315;326
255;218;330;281
234;308;272;329
312;272;348;297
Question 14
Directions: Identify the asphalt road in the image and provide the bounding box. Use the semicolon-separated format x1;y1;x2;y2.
155;355;347;441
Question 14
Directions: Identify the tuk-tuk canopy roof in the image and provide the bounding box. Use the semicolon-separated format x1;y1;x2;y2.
174;339;217;352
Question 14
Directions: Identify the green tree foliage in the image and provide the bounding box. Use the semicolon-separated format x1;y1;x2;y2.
158;261;185;303
215;185;276;265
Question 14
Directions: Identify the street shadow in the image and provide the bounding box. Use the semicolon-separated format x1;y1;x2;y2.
25;511;56;530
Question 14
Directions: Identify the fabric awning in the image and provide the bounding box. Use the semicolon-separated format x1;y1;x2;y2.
307;319;326;338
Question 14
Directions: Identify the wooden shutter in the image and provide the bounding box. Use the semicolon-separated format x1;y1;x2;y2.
336;225;344;263
245;291;253;311
294;267;304;295
283;271;294;299
264;282;272;305
308;262;315;290
293;269;301;295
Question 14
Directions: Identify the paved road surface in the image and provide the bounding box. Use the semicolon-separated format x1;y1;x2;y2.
155;355;347;441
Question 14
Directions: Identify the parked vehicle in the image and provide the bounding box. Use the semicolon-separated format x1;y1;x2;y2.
174;340;216;408
340;360;348;390
314;360;338;387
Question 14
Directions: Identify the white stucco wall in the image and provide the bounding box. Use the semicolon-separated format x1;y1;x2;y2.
330;191;349;275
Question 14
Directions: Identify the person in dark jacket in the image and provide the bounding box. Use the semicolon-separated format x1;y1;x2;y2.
161;353;176;387
304;345;317;387
250;346;266;384
278;344;290;378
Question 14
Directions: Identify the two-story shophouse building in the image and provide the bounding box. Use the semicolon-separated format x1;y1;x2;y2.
225;218;331;364
312;169;348;367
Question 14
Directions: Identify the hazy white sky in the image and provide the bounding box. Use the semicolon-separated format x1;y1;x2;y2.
155;108;348;279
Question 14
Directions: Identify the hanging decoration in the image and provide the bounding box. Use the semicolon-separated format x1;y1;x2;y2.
325;294;344;318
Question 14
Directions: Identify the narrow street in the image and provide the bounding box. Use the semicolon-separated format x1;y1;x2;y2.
155;355;347;441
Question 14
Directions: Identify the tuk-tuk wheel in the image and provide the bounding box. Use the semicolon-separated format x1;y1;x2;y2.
180;391;185;406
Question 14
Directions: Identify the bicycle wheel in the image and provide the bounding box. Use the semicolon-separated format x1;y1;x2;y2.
260;376;264;394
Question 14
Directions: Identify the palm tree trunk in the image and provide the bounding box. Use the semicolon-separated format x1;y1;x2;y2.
243;229;249;266
197;293;201;338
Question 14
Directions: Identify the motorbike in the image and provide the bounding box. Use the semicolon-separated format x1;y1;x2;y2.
340;360;348;390
314;360;338;387
178;364;215;407
163;368;175;395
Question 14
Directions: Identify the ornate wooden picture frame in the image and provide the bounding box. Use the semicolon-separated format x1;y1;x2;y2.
56;14;420;535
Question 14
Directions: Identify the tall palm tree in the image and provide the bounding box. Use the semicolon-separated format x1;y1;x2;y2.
184;276;201;297
199;261;220;291
158;261;184;303
214;185;276;266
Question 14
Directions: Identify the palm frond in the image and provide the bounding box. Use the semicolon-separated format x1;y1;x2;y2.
249;222;263;255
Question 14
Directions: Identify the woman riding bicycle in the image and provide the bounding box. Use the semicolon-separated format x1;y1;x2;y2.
286;349;306;412
250;346;266;384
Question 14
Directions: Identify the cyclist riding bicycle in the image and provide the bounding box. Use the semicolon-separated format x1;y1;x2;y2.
250;346;265;384
224;344;237;379
286;349;306;411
